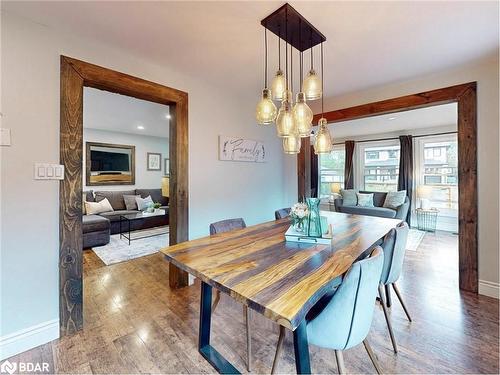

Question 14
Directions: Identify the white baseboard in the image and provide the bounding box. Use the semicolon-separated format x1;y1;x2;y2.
478;280;500;299
0;319;59;361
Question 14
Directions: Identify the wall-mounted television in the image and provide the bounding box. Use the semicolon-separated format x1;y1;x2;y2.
86;142;135;185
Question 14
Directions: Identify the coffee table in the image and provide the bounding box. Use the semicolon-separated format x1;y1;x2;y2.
119;209;167;245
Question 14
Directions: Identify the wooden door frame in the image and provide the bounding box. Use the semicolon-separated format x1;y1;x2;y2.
299;82;478;293
60;56;189;335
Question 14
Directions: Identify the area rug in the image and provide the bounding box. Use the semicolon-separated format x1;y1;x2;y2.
406;229;426;251
92;226;169;265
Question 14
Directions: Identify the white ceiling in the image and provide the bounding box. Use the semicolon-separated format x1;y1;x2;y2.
83;87;170;138
3;1;499;98
329;102;457;139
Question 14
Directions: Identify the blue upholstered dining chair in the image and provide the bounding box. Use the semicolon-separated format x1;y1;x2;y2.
271;247;385;374
275;207;291;220
377;221;411;353
208;218;253;371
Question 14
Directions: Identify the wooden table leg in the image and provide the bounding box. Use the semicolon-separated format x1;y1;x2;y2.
293;320;311;374
198;282;240;374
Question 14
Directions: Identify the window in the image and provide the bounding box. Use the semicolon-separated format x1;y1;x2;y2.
318;145;345;198
415;135;458;232
358;142;400;192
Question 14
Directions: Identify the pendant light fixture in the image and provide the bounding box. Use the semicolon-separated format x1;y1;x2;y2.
270;30;286;101
256;29;277;125
302;42;322;100
314;42;333;154
276;37;296;138
258;3;330;154
293;50;313;137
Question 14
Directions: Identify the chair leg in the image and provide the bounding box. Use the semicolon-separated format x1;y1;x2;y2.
378;284;398;353
271;326;286;374
212;290;221;312
363;339;382;374
334;350;346;374
392;283;412;322
244;306;252;371
385;284;392;308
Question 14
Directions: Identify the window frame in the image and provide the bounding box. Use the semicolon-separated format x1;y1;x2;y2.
318;144;346;199
354;139;401;192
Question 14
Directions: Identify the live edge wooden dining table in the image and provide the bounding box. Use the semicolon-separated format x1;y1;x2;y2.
161;211;401;374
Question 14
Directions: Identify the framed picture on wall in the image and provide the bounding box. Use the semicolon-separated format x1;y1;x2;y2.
147;152;161;171
164;158;170;176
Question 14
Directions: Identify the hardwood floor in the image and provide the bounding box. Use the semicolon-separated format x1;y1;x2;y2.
6;231;499;374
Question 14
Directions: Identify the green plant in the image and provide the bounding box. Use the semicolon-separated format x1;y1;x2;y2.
153;202;162;209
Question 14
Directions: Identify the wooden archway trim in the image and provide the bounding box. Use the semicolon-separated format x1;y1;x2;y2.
60;56;189;336
300;82;478;293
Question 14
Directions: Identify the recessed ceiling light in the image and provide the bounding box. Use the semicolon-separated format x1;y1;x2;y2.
388;117;397;121
165;114;171;119
137;125;145;130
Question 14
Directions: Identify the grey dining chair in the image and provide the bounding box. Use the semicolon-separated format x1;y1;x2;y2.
208;218;252;371
274;208;291;220
272;247;385;374
378;221;412;353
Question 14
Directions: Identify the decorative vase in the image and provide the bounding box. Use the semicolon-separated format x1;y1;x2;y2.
293;220;305;233
306;197;322;237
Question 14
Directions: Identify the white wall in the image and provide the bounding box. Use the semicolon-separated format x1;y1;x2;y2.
305;57;499;296
0;12;287;355
83;128;168;191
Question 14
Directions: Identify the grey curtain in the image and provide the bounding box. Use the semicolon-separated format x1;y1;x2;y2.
344;140;355;189
398;135;413;224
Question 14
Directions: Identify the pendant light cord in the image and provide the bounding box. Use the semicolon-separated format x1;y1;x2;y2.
290;41;293;94
264;28;268;88
285;11;288;91
300;51;303;91
278;28;281;70
321;42;324;115
310;29;313;70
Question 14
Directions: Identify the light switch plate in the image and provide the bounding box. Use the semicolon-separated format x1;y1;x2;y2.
0;128;11;146
34;163;64;180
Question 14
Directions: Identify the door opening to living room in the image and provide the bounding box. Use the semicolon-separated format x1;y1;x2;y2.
318;103;459;290
60;56;189;335
82;87;171;267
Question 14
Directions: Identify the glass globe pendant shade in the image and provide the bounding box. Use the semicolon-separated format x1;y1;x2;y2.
314;118;333;154
302;69;322;100
293;92;313;137
255;88;277;125
283;132;301;154
276;91;296;138
271;70;286;100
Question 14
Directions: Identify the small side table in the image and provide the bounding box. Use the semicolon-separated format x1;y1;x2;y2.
416;208;439;232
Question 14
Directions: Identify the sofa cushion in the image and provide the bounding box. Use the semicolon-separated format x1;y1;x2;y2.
123;194;140;210
85;198;114;215
383;190;407;209
357;192;374;207
99;210;139;222
340;205;397;218
136;188;168;206
95;190;135;210
82;215;110;233
340;189;357;206
360;191;387;207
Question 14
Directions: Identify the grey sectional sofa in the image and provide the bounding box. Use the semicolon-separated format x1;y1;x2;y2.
334;190;409;220
82;188;169;249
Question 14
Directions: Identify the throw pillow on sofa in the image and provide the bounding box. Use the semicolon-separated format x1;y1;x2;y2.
123;195;140;210
85;198;114;215
340;189;357;206
357;192;374;207
383;190;407;209
136;195;153;211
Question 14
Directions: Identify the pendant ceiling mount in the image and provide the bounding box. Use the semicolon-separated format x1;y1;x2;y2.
261;3;326;52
